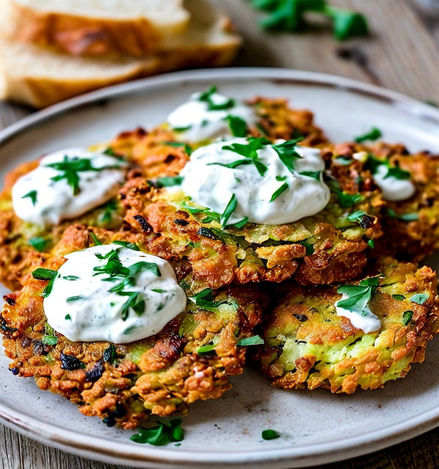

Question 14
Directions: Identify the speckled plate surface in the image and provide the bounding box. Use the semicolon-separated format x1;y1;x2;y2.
1;68;439;468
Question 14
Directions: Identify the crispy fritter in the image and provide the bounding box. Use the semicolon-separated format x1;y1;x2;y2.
323;141;439;261
0;225;267;429
120;162;383;290
0;160;131;290
258;258;438;393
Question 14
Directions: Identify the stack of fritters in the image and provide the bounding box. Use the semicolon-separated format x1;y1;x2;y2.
1;95;438;431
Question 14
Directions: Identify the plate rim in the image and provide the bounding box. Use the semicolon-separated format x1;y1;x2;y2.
1;67;439;468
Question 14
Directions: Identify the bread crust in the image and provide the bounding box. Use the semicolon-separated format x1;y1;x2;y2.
3;0;190;57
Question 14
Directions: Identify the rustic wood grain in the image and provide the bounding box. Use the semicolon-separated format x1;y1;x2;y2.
1;1;439;468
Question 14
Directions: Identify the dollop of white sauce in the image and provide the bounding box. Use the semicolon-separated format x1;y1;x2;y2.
167;91;257;142
335;294;381;333
12;148;127;226
44;244;187;344
372;164;416;202
179;139;330;225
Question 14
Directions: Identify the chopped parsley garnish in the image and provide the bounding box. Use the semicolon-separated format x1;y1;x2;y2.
189;288;231;311
237;335;265;346
251;0;368;41
220;194;238;228
148;176;183;188
22;190;37;206
32;268;58;298
326;178;364;208
131;419;184;446
64;275;79;281
89;232;102;246
227;217;249;229
93;248;160;320
198;85;235;111
366;154;411;180
222;138;269;176
386;209;419;222
103;344;117;364
392;294;405;301
99;199;118;225
46;156;121;195
113;240;140;251
410;293;429;305
172;125;192;132
299;170;321;180
270;182;289;202
225;115;248;137
354;127;382;143
162;141;192;156
42;323;58;346
151;288;165;293
66;295;83;302
402;311;413;326
197;342;218;355
65;314;72;320
272;138;303;173
368;239;375;249
103;147;118;157
262;429;280;440
29;236;49;252
346;210;373;228
337;276;380;316
385;165;411;180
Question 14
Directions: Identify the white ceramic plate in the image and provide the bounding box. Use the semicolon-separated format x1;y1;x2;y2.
1;68;439;469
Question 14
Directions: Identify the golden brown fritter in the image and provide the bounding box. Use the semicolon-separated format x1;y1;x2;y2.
0;225;268;429
323;141;439;261
258;257;439;393
119;158;383;289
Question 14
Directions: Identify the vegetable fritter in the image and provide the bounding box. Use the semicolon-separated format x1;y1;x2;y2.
258;258;438;393
323;141;439;261
0;225;267;429
120;157;383;289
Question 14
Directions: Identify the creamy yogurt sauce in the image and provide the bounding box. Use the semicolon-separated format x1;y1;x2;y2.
335;294;381;333
179;138;331;225
167;88;257;142
372;164;416;202
44;244;186;344
12;148;127;227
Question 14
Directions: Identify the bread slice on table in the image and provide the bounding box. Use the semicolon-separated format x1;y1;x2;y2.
0;28;240;108
1;0;191;57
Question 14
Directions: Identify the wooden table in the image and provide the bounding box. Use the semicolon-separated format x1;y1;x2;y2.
1;1;439;468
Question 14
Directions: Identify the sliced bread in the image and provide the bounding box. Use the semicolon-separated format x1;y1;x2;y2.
1;0;191;56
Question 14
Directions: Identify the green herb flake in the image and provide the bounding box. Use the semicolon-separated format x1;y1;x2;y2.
29;237;48;252
327;7;369;41
63;275;79;281
272;138;303;173
334;156;353;166
237;335;265;347
198;85;235;111
220;194;238;228
32;268;58;298
162;141;192;156
270;182;289;202
189;288;231;311
299;170;321;180
113;240;140;251
410;293;429;305
402;311;413;326
42;323;58;346
89;232;102;246
103;344;117;364
65;314;72;320
225;115;248;137
197;343;217;355
392;294;405;301
368;239;375;249
262;429;280;440
227;217;249;229
222;138;270;176
354;127;382;143
131;419;184;446
22;190;38;206
386;209;419;222
66;295;83;302
148;176;183;188
337;276;380;316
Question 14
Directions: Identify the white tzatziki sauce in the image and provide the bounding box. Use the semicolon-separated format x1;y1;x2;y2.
12;148;127;226
335;294;381;333
44;244;187;344
179;138;331;225
372;164;416;202
167;89;257;142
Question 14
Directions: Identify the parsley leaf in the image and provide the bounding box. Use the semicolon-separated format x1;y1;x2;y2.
326;178;364;208
237;335;265;346
198;85;235;111
32;268;58;298
148;176;183;188
103;344;117;364
270;182;289;202
402;311;413;326
197;341;218;355
162;141;192;156
131;419;184;446
112;240;140;251
262;429;280;440
225;115;248;137
22;190;37;206
99;199;119;225
220;194;238;228
326;7;369;41
227;217;249;229
337;276;380;316
189;288;230;311
42;323;58;346
354;127;382;143
222;138;270;176
299;170;321;180
272;138;303;173
29;237;49;252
